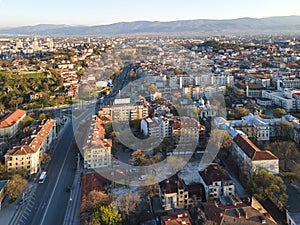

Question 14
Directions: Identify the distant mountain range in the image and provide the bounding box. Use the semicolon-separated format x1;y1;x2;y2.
1;16;300;36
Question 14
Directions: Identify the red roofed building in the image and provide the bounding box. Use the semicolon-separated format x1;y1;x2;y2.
84;115;112;169
161;210;192;225
159;174;205;211
4;119;56;174
232;134;279;175
199;163;235;201
202;198;277;225
0;109;26;138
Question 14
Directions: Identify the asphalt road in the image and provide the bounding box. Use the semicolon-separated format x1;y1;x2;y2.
23;121;77;225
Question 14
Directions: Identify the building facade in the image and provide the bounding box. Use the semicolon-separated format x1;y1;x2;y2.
83;115;112;169
199;163;235;201
0;109;26;138
4;119;56;174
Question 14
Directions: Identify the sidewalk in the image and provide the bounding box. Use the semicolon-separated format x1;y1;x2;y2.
63;164;82;225
0;201;17;225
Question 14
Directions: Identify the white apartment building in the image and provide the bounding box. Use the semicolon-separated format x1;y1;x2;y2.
262;90;296;111
141;117;171;138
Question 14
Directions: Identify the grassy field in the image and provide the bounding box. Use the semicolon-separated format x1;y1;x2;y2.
22;72;46;79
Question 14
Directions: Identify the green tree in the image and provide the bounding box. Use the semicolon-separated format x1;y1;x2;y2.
282;172;298;183
6;174;28;202
41;153;51;165
247;168;287;207
294;163;300;181
0;163;7;180
129;149;147;166
0;102;5;115
266;141;299;171
236;107;249;117
38;113;47;121
173;68;183;75
149;83;157;93
221;130;232;149
99;203;122;225
273;108;286;118
279;121;293;139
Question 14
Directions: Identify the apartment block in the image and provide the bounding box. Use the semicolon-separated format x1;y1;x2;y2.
83;115;112;169
199;163;235;201
4;119;56;174
0;109;26;138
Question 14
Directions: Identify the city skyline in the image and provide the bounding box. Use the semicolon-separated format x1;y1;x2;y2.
0;0;299;27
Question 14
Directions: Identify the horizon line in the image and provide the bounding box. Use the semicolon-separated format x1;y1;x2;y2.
1;15;300;29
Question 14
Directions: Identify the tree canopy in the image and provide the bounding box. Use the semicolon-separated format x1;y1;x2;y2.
247;168;287;207
273;108;286;118
6;174;28;202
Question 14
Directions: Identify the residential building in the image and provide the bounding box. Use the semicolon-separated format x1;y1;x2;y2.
172;117;201;154
141;117;172;138
159;174;204;211
0;109;26;138
234;83;265;98
161;210;192;225
199;163;235;201
4;119;56;174
229;115;270;142
232;134;279;175
203;197;278;225
262;90;296;111
83;115;112;169
244;74;271;88
100;104;148;122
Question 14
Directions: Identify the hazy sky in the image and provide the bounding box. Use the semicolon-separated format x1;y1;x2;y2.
0;0;299;27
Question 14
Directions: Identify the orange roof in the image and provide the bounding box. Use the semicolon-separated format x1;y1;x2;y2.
5;119;56;156
233;135;278;161
0;109;26;128
161;210;192;225
84;116;111;151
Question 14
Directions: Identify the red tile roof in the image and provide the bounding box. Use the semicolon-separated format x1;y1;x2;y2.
5;119;56;156
0;109;26;128
199;163;231;186
233;135;278;161
161;210;192;225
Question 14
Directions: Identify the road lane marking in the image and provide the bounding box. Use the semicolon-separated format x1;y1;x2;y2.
40;137;74;225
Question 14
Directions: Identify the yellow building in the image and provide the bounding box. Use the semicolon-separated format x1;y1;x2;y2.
5;120;56;174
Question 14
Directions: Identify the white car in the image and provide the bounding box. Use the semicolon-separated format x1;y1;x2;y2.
138;175;148;180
